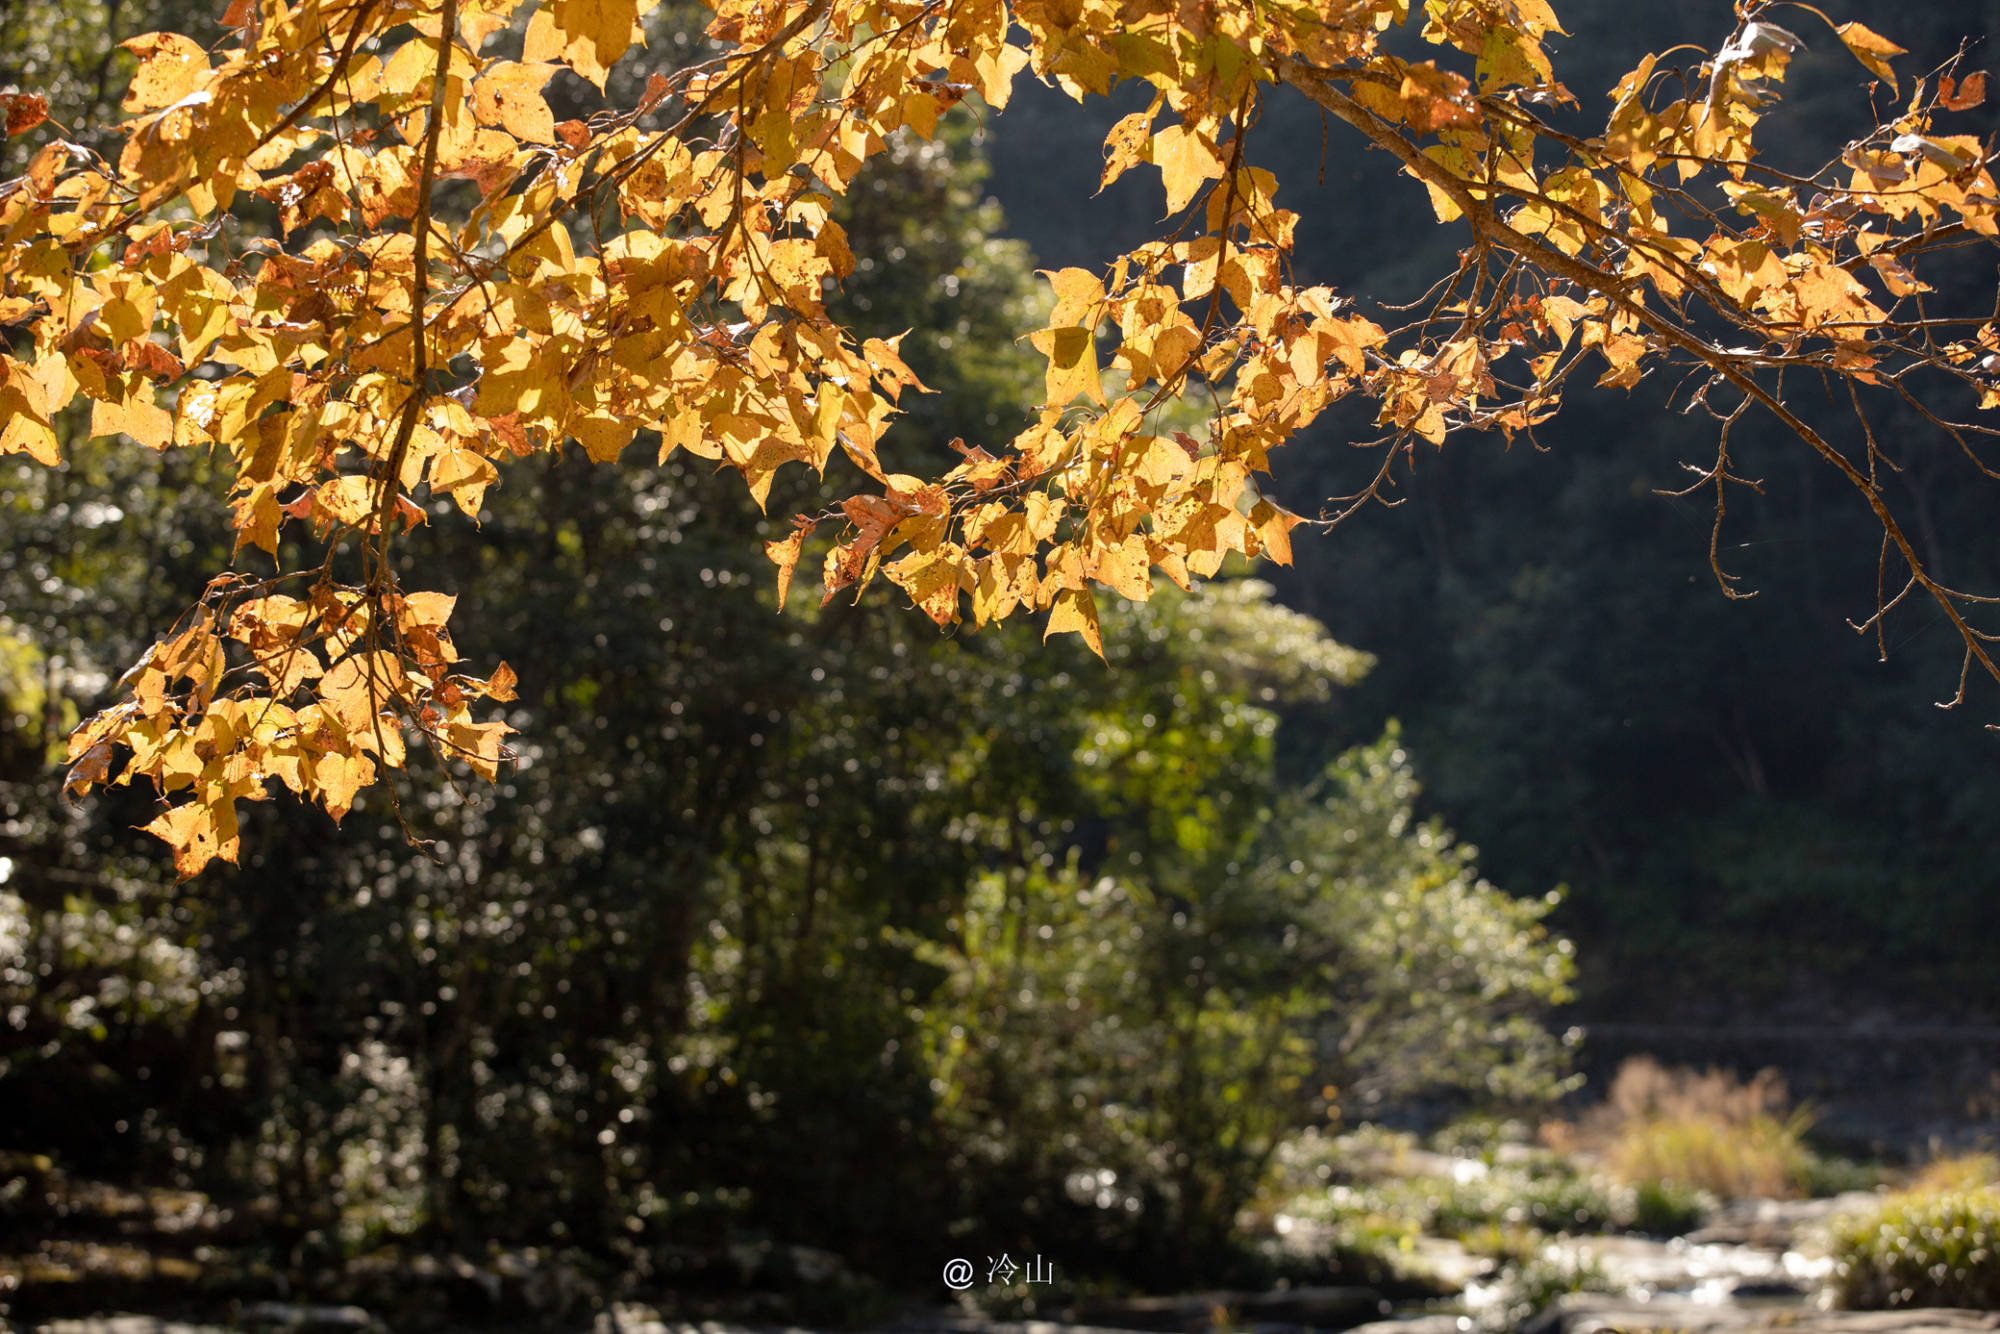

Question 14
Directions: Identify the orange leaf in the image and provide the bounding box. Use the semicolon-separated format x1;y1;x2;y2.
765;520;809;608
485;661;518;702
2;93;48;136
1942;72;1988;111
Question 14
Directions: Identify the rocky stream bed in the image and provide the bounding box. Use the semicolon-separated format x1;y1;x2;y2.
5;1168;1988;1334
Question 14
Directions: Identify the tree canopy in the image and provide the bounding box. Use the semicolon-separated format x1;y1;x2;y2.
4;0;1999;874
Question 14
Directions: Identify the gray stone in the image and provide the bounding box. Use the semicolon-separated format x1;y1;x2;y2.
239;1303;387;1334
1335;1317;1470;1334
1073;1286;1384;1331
1238;1286;1389;1323
1519;1295;2000;1334
36;1319;232;1334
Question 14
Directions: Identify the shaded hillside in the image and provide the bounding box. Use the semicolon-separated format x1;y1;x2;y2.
981;0;2000;1025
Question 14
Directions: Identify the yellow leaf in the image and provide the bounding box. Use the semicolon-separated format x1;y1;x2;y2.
1249;500;1303;565
320;652;403;733
972;43;1030;110
571;413;635;461
1149;123;1223;214
121;33;209;113
143;799;236;880
1028;327;1104;407
312;475;381;530
90;392;173;450
473;61;559;142
403;591;457;628
530;0;643;89
765;521;809;608
448;719;512;781
230;483;283;556
1319;315;1386;376
1100;99;1160;193
310;751;375;821
1835;21;1906;91
1044;266;1105;329
862;335;928;401
887;548;965;626
0;359;58;464
1044;586;1104;658
430;445;499;518
1089;535;1152;599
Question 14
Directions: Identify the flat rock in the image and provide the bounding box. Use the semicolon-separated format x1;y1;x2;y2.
1073;1286;1384;1331
1535;1233;1830;1299
1238;1286;1388;1322
1521;1295;2000;1334
36;1319;232;1334
240;1303;387;1333
1686;1193;1885;1249
1338;1317;1470;1334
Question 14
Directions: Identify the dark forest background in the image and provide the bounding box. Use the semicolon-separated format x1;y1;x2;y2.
982;0;2000;1030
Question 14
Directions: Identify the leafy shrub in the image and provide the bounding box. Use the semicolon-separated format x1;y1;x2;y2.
1800;1151;1886;1198
1433;1116;1531;1161
1283;1159;1620;1245
1623;1177;1712;1237
1830;1188;2000;1309
1456;1221;1542;1266
1434;1170;1621;1236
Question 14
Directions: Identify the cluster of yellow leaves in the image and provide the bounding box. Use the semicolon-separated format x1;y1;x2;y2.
61;584;514;878
1;0;1995;874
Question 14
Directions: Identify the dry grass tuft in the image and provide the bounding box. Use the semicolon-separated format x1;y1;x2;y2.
1912;1152;2000;1195
1569;1056;1813;1200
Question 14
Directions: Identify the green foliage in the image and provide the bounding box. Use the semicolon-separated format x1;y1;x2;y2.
1455;1222;1543;1267
900;583;1573;1279
987;0;2000;1036
1625;1177;1712;1238
1431;1117;1532;1162
1282;737;1578;1111
1800;1152;1887;1199
1265;1120;1712;1260
1831;1188;2000;1310
1280;1152;1624;1248
1291;1162;1621;1243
